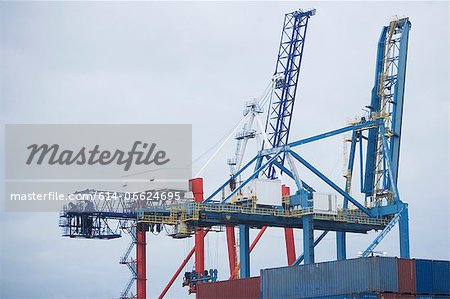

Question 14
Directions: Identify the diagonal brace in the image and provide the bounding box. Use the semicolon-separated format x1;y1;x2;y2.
288;150;372;216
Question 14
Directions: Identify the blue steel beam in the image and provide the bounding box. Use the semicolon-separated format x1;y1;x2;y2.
288;119;382;148
398;204;410;258
370;203;404;217
301;190;314;264
239;224;250;278
288;150;372;216
292;230;328;265
390;20;411;186
363;26;388;196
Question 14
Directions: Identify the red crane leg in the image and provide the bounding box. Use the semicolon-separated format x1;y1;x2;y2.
189;178;205;275
195;229;205;274
226;226;237;278
284;228;296;265
136;226;147;299
229;226;267;279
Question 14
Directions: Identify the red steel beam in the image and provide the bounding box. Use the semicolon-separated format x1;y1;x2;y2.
190;178;205;275
226;226;237;277
158;247;194;299
195;228;205;275
284;228;296;265
158;229;210;299
136;226;147;299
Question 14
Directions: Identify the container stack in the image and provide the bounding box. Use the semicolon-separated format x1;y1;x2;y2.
415;259;450;298
260;257;450;299
196;257;449;299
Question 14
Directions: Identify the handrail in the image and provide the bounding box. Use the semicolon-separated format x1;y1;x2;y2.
138;203;390;227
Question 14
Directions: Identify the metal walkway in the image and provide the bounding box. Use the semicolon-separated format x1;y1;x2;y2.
138;203;390;235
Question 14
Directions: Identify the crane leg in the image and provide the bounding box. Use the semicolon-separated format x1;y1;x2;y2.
284;228;296;265
336;232;346;260
195;229;205;274
399;205;410;258
239;224;250;278
136;223;147;299
303;215;314;264
190;178;206;277
226;226;237;277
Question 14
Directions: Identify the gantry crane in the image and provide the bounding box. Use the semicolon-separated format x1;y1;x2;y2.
59;11;412;299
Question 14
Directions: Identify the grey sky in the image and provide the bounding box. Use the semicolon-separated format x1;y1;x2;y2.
1;1;449;299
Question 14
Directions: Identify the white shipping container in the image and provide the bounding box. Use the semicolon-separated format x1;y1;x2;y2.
313;193;338;214
248;178;282;206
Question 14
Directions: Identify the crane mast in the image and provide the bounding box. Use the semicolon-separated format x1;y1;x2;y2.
363;18;411;205
264;9;315;178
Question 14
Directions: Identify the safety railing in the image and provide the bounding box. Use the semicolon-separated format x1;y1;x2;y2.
138;202;389;227
140;213;177;225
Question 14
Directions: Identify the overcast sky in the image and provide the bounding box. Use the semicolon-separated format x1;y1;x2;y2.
1;2;449;299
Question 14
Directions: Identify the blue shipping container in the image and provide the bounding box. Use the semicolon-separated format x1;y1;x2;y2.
432;260;450;295
416;259;433;294
260;257;398;299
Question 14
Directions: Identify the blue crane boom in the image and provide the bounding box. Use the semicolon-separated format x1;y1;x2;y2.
264;9;315;178
363;18;411;199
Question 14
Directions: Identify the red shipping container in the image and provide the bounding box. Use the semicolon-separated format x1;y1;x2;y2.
397;258;416;294
197;277;260;299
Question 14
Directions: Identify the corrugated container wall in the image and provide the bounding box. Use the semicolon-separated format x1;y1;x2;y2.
431;260;450;295
397;258;416;294
416;259;433;294
196;277;260;299
261;257;398;299
308;293;379;299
